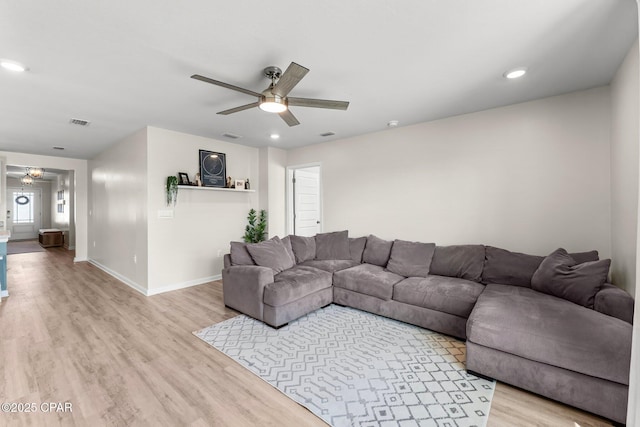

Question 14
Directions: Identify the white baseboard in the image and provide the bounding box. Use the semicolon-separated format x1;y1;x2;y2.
87;259;220;297
88;259;148;296
146;274;222;296
73;256;88;263
1;290;8;297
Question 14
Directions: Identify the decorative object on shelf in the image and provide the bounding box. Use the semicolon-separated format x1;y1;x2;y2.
195;172;202;187
26;167;45;179
243;209;267;243
166;176;179;206
178;172;191;185
235;179;245;190
20;174;34;186
199;150;226;187
245;179;250;190
226;176;232;188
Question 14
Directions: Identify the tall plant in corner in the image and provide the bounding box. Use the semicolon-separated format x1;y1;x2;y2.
243;209;267;243
166;176;179;206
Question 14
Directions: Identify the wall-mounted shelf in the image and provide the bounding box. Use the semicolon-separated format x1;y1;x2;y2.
178;185;255;193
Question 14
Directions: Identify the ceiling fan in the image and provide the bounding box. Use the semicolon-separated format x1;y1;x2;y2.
191;62;349;127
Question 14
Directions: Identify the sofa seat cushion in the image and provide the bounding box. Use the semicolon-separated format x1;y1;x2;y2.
393;275;484;318
300;259;359;273
467;284;632;385
333;264;404;300
265;266;332;307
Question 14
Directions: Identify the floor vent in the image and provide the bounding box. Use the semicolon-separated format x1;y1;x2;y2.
222;132;241;139
320;131;335;137
69;118;90;126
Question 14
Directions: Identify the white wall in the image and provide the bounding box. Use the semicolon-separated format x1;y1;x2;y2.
258;147;288;238
146;127;259;293
6;177;51;230
51;172;76;249
611;39;640;296
0;151;88;261
287;87;612;257
89;128;149;291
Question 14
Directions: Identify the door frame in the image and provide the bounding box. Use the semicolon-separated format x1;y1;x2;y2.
286;162;323;236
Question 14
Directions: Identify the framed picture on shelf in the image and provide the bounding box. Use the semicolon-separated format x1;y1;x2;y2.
178;172;191;185
199;150;226;187
235;179;245;190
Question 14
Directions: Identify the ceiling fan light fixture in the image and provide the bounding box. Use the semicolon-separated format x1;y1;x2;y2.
259;97;287;113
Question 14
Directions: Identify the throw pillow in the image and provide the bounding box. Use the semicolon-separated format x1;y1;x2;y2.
349;237;367;263
246;236;295;273
531;248;610;308
281;236;296;264
482;246;600;287
229;241;255;266
430;245;485;282
386;240;436;278
290;235;317;263
315;230;351;260
362;235;394;267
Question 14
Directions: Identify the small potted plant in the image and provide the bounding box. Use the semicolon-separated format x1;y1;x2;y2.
166;176;179;206
243;209;267;243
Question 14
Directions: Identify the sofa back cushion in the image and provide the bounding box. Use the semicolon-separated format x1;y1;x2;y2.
362;235;394;267
281;236;296;264
483;246;600;288
315;230;351;260
246;236;295;273
429;245;485;282
290;235;316;263
229;241;255;266
386;240;436;278
531;248;610;308
349;237;367;263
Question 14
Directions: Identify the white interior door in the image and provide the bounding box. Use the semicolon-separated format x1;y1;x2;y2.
292;167;321;236
8;188;41;240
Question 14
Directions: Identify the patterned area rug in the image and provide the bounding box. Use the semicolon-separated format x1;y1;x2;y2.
194;305;494;427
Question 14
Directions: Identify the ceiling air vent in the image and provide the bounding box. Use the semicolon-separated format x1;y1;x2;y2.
320;131;335;137
69;118;90;126
222;132;241;139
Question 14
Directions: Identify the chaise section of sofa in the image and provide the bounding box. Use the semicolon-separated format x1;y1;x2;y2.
466;283;632;423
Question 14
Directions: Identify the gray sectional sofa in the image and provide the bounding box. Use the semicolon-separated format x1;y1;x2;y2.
222;231;634;423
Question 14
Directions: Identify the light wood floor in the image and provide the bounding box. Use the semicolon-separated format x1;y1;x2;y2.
0;248;614;426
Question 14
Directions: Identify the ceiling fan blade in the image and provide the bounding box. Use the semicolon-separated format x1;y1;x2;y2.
217;101;260;115
191;74;262;98
287;97;349;110
272;62;309;98
279;109;300;127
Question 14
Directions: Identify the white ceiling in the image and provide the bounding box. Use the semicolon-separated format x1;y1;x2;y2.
0;0;637;160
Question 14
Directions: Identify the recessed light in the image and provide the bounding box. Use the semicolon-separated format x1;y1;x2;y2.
0;59;27;72
53;147;65;150
504;68;527;79
387;120;399;128
270;134;280;140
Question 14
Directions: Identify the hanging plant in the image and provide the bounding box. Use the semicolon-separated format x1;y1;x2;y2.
166;176;179;206
243;208;267;243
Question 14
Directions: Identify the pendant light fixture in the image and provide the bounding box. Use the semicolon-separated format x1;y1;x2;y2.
21;174;34;186
26;167;45;179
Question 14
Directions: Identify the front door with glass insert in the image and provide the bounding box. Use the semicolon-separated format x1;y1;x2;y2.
7;188;41;240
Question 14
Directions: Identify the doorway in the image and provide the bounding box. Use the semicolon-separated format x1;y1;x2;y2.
287;165;322;236
7;187;42;240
